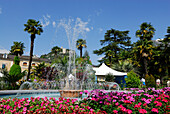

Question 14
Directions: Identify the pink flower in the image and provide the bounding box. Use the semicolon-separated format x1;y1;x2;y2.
139;109;147;113
112;99;116;102
91;97;95;101
113;110;118;114
23;107;27;112
51;107;54;111
115;102;119;106
134;104;141;108
6;105;10;110
126;109;132;114
80;92;83;94
18;104;21;108
143;103;147;106
152;108;159;113
156;102;162;106
162;99;168;102
84;90;88;94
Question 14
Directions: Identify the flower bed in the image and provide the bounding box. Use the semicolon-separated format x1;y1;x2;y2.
0;87;169;114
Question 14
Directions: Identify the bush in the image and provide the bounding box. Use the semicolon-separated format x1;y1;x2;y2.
125;70;140;88
8;56;22;89
105;73;115;82
145;74;156;88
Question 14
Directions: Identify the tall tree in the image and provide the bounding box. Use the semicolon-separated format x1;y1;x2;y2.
93;29;131;66
131;39;154;76
155;26;170;83
51;46;62;56
76;39;87;58
24;19;43;80
10;41;25;56
132;22;156;77
136;22;155;40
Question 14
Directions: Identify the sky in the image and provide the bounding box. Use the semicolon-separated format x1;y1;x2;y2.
0;0;170;65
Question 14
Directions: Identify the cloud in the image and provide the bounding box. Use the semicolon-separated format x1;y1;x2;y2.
0;8;2;14
95;9;103;16
0;48;9;54
99;28;103;33
40;14;51;28
52;21;56;27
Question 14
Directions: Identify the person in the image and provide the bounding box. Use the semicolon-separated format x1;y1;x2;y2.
156;79;160;86
141;78;145;86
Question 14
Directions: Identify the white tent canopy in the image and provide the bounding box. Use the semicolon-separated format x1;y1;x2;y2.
93;63;127;76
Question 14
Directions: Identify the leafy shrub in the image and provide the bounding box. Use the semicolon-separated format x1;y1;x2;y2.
125;70;140;88
105;73;115;82
145;74;156;88
8;56;22;89
14;56;20;65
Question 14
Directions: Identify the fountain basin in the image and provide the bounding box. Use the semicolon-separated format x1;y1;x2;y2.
59;90;82;97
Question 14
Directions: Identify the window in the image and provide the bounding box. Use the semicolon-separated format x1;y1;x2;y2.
32;63;36;66
3;54;8;58
2;64;6;69
23;62;27;66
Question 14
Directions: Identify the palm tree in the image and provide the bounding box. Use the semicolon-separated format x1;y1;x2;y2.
131;39;154;76
24;19;43;80
76;39;87;58
111;59;135;72
10;41;25;56
136;22;155;41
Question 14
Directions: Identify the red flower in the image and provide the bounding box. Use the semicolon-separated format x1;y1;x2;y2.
134;104;141;108
151;108;159;113
139;109;147;113
113;110;118;114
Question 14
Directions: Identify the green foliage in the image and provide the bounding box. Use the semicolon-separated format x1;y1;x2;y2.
105;73;115;82
76;57;95;83
14;56;20;65
136;22;155;40
9;64;21;77
76;39;87;58
40;46;70;63
93;28;131;65
8;56;23;89
24;19;43;80
125;70;140;88
111;60;134;72
145;74;156;88
24;19;43;35
9;41;25;56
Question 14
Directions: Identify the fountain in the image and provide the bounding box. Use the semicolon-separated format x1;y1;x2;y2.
56;18;92;97
14;18;121;99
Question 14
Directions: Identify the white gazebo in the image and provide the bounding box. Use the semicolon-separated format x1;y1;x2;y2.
93;63;127;83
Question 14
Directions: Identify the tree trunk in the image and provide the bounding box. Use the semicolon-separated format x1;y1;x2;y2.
144;57;148;75
109;56;112;67
27;34;35;81
80;46;82;58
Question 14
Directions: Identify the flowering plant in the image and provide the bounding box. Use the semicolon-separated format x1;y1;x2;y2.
0;87;169;113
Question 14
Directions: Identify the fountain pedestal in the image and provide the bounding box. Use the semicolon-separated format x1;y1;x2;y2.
59;90;82;97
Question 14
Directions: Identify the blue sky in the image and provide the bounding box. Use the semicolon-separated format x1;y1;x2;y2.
0;0;170;65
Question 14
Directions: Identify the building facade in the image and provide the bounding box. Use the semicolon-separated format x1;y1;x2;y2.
0;53;51;72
